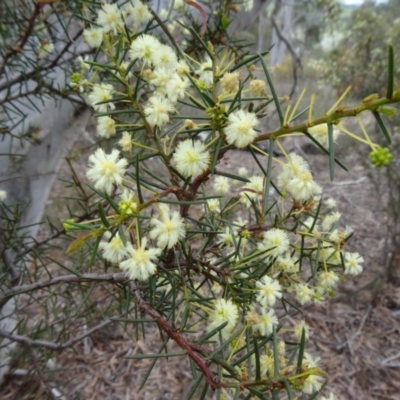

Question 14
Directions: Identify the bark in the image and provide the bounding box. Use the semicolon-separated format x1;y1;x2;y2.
257;7;267;53
229;0;270;34
270;0;295;67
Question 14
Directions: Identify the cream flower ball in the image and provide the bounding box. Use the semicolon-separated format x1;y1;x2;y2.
86;148;128;194
172;139;210;178
224;109;259;148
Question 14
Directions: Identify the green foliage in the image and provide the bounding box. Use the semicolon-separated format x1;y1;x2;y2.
312;1;400;97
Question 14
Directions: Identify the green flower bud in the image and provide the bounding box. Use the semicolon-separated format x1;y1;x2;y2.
206;104;227;130
362;93;379;103
221;13;230;30
197;80;208;91
377;106;398;117
207;41;215;55
63;218;77;232
369;147;393;167
240;229;251;239
118;199;137;216
71;72;82;85
230;337;242;349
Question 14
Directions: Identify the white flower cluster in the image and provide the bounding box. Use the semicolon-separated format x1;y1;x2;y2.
308;123;342;147
98;204;186;281
201;165;363;368
277;153;322;201
239;176;265;207
150;206;186;249
129;34;191;128
172;140;210;177
224;109;259;148
83;2;152;48
207;298;239;340
86;149;128;194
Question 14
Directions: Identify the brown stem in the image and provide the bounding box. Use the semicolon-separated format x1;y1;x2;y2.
137;186;184;212
66;157;89;203
238;225;271;233
270;13;301;99
148;8;186;60
198;259;231;277
130;281;222;390
185;1;208;36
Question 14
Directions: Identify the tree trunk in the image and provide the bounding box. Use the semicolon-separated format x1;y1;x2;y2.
270;0;295;67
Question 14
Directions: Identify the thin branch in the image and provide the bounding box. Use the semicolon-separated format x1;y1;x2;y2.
0;2;41;76
0;317;116;351
19;200;105;257
130;281;222;391
137;186;185;212
2;250;21;288
185;1;207;36
0;86;86;107
270;12;301;99
2;281;223;390
0;48;92;93
238;225;271;233
256;94;400;142
270;14;302;69
148;8;186;60
0;272;127;308
47;28;84;70
198;259;231;277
